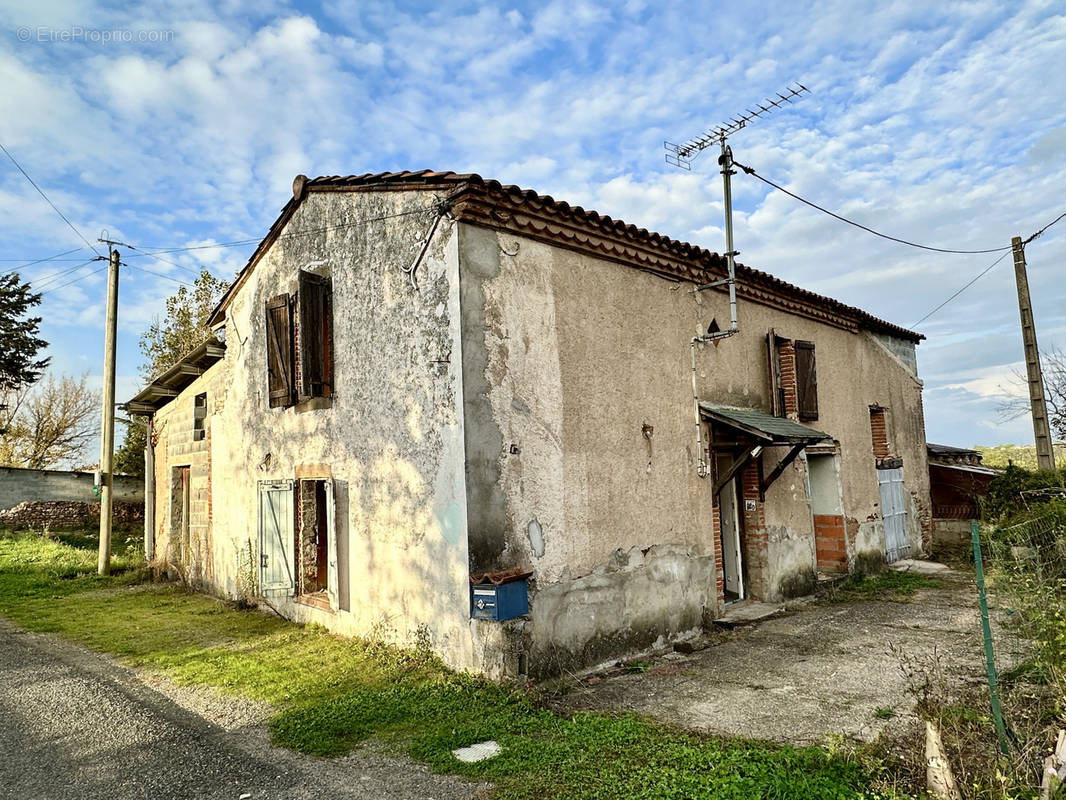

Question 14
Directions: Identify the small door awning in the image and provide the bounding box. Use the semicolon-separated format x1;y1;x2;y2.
699;404;831;499
698;403;831;444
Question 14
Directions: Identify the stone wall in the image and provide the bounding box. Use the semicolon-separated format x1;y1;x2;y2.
0;500;143;529
0;466;143;509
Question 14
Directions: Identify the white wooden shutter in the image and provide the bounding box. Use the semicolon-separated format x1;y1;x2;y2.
258;480;294;594
325;478;338;610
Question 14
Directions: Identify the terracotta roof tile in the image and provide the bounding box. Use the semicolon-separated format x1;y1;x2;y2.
208;170;923;343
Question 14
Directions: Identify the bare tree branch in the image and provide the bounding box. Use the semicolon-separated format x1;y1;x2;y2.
0;373;98;469
996;347;1066;441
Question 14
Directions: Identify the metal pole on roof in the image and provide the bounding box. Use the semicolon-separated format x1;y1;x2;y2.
97;245;120;575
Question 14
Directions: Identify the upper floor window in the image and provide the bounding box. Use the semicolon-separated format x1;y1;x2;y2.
265;270;333;409
767;330;818;422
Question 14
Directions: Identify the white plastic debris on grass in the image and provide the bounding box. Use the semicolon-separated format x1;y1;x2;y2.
451;740;502;763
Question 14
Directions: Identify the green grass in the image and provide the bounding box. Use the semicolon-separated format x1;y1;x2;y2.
0;529;908;799
828;570;944;603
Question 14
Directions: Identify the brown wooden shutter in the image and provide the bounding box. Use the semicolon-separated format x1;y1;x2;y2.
298;271;331;399
265;293;295;408
767;329;783;417
795;340;818;421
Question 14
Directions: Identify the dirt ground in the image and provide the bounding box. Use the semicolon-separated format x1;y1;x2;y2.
554;568;1030;746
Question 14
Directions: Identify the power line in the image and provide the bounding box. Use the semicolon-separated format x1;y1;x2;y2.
911;251;1012;327
125;263;194;287
38;263;109;296
1024;210;1066;245
134;203;441;256
912;208;1066;326
0;247;87;277
30;257;106;291
0;142;102;258
122;243;202;278
731;159;1012;255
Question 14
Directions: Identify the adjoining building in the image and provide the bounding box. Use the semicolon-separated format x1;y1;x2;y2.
926;443;997;552
129;170;931;679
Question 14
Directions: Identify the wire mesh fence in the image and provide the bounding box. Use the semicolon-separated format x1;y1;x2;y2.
980;502;1066;796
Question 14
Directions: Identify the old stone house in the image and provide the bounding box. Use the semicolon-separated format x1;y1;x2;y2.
129;170;931;679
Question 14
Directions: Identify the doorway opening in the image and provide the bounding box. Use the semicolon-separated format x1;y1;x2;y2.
716;453;745;603
807;451;846;574
295;478;336;608
170;466;191;564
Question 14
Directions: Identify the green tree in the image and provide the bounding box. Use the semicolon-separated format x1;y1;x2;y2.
113;418;147;478
0;272;49;392
139;269;228;380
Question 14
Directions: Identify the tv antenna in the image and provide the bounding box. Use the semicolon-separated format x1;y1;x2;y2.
666;83;809;480
665;83;809;169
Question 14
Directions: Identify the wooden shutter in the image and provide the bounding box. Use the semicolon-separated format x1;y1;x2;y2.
265;294;295;408
767;329;783;417
298;271;332;399
258;480;294;594
795;340;818;421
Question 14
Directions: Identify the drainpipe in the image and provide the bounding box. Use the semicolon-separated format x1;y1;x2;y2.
144;416;155;561
691;137;741;478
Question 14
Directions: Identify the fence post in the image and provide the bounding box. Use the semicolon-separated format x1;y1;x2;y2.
972;520;1010;755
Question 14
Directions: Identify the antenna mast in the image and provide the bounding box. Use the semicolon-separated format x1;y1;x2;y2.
667;83;809;479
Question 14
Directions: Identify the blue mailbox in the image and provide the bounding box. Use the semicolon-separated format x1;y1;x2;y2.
469;570;531;621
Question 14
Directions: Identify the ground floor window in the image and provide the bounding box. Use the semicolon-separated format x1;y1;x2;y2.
257;477;337;609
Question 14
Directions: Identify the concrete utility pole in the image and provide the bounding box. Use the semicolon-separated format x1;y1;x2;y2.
1012;236;1056;471
97;246;120;575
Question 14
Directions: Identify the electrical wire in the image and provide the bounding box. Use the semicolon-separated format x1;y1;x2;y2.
911;208;1066;326
125;263;194;287
1023;210;1066;245
911;250;1012;327
122;243;203;278
38;263;109;296
0;247;87;276
731;159;1012;255
29;257;106;291
0;142;102;257
133;203;441;256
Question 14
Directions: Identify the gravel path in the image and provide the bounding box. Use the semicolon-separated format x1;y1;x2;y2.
0;618;485;800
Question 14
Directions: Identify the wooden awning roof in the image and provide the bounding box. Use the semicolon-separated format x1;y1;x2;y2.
699;404;831;444
126;337;225;415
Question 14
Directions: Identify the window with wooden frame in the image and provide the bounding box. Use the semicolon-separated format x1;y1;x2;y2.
264;272;333;409
794;340;819;421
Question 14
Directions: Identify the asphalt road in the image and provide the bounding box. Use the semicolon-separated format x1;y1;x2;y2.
0;619;483;800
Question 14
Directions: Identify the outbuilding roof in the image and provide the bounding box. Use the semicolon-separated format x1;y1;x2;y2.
207;170;924;343
127;336;225;414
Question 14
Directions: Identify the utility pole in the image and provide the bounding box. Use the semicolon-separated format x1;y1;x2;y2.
1012;236;1056;471
97;245;120;575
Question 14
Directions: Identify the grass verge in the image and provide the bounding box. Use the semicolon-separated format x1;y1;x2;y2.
826;570;945;603
0;528;907;799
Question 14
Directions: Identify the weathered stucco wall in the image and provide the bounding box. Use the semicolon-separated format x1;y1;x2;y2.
152;188;480;673
458;223;930;674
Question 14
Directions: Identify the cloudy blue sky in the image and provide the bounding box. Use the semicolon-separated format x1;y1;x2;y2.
1;0;1065;458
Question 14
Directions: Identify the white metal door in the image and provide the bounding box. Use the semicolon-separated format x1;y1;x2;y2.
720;478;744;599
258;480;294;594
877;467;909;563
